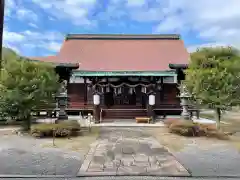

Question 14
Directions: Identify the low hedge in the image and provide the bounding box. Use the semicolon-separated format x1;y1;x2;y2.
31;120;81;138
165;119;229;140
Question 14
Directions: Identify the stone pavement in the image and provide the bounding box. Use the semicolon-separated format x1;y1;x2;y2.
78;128;189;176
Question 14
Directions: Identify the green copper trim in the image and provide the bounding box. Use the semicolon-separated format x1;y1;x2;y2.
72;70;177;77
66;34;180;40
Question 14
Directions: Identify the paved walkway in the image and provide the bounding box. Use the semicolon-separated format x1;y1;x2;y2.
78;128;189;176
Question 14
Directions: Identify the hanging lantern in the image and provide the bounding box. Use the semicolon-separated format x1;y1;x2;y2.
149;94;155;105
93;94;100;105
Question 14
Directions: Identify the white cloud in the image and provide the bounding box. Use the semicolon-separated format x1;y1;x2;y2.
104;0;240;49
126;0;146;7
28;23;38;28
44;42;62;52
3;29;25;43
155;15;185;33
5;0;16;18
16;8;38;22
32;0;97;25
3;28;64;56
4;0;240;56
154;0;240;48
130;7;163;22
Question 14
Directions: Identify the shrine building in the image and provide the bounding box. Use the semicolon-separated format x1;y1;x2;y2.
31;34;191;123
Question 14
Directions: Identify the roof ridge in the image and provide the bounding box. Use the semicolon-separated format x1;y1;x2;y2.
65;34;181;40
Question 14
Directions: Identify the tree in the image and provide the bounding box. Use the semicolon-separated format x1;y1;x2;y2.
184;47;240;129
0;49;60;130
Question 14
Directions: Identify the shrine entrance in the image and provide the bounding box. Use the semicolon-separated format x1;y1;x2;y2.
104;86;137;107
102;85;148;109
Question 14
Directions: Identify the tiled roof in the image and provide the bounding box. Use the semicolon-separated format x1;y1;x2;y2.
31;34;190;71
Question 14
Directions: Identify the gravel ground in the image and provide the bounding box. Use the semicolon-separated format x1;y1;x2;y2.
0;127;240;177
174;143;240;177
0;135;82;175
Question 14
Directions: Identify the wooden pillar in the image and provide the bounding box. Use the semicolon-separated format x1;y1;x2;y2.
84;77;87;105
160;77;164;102
93;105;100;123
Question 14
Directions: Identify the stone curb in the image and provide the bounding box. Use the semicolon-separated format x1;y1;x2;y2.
77;172;191;177
91;124;165;127
159;140;192;176
0;175;74;178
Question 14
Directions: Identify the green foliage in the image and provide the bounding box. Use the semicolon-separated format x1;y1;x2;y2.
184;47;240;128
31;120;81;138
0;48;60;130
166;119;229;140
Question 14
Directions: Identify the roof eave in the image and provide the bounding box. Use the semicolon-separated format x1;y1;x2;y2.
169;63;188;69
25;57;79;69
65;34;181;41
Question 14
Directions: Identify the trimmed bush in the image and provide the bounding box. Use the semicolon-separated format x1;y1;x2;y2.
169;120;202;136
167;119;229;140
30;120;81;138
163;119;178;128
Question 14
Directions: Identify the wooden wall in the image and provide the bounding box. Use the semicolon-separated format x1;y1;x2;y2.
68;83;93;109
155;84;180;106
67;83;180;109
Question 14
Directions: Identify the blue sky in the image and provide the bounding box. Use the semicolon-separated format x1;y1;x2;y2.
3;0;240;57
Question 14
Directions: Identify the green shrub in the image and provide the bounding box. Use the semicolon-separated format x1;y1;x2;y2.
168;120;229;140
30;120;81;138
169;120;201;136
163;119;178;128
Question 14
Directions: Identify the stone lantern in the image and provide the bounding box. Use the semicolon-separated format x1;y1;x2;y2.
179;84;191;120
56;80;68;121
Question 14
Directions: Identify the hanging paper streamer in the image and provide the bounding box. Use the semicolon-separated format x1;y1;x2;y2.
129;87;133;94
87;86;91;92
141;86;147;93
92;82;154;89
101;87;105;93
106;86;110;93
118;87;122;94
91;82;155;95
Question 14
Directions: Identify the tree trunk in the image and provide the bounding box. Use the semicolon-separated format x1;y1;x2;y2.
22;114;31;132
215;108;221;130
